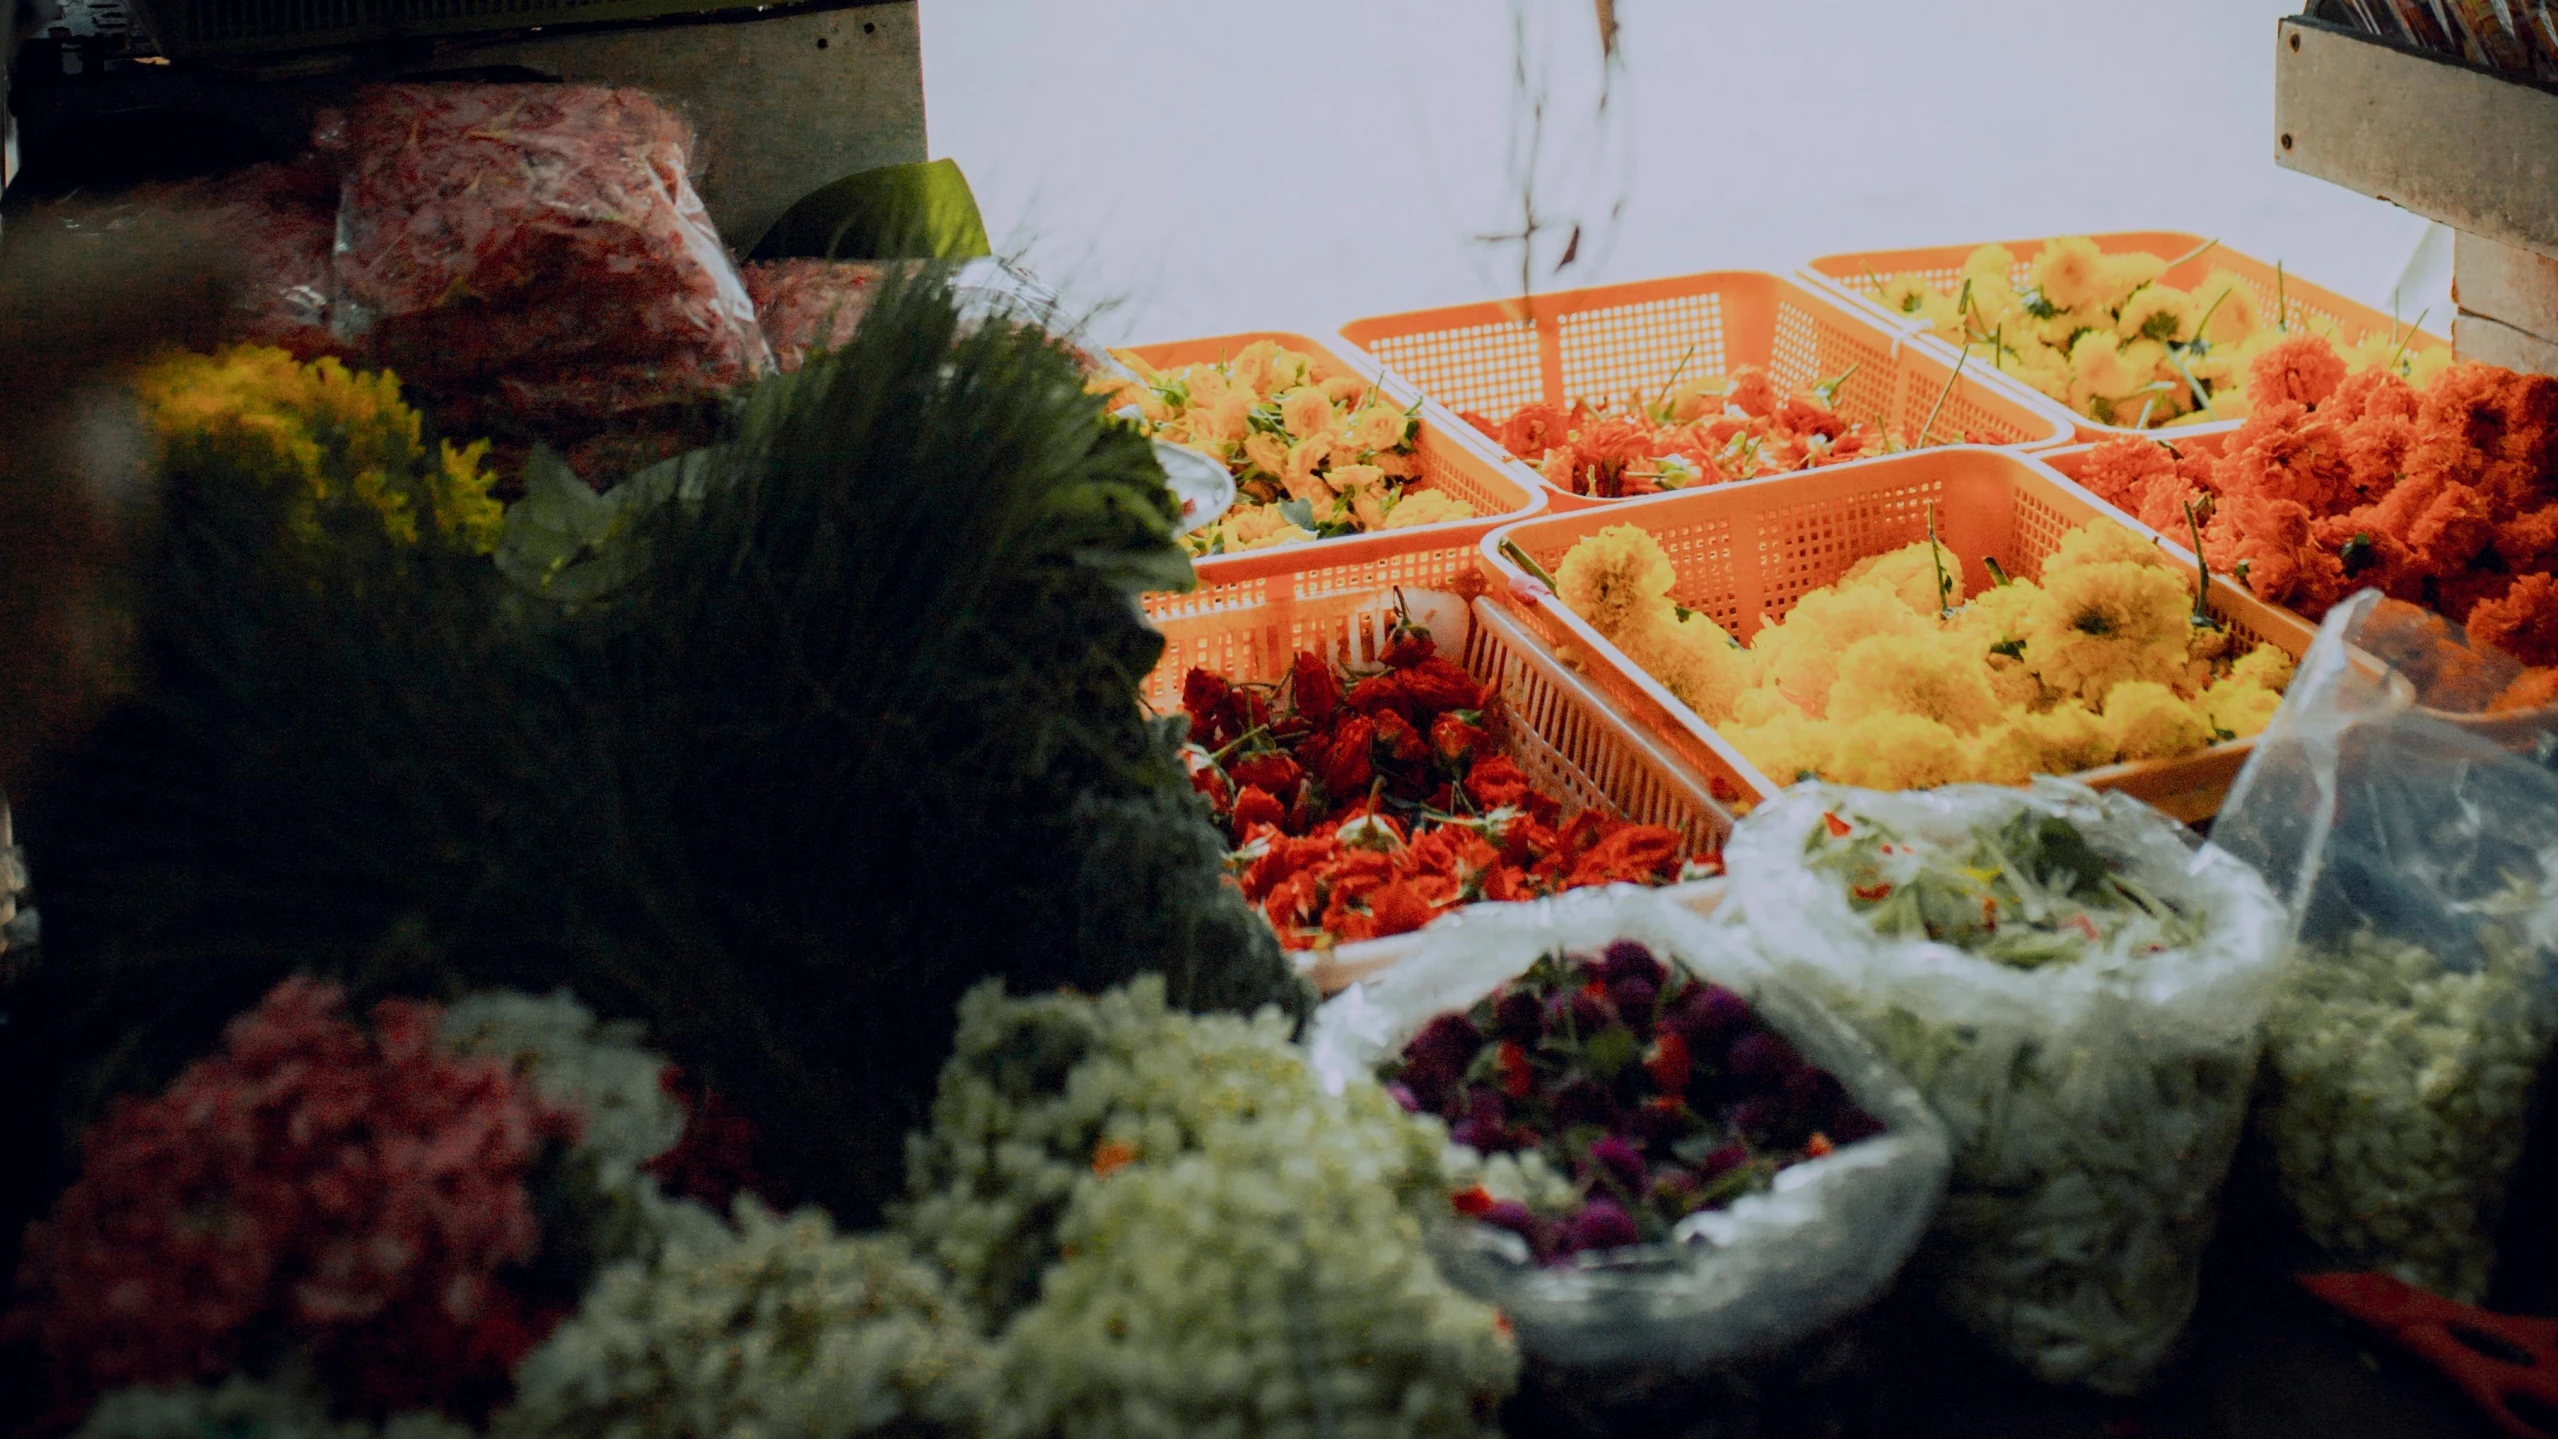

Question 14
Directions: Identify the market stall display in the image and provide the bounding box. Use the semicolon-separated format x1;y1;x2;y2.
1486;446;2318;822
1724;780;2290;1394
1098;333;1540;561
2217;590;2558;1308
1152;585;1728;969
1806;231;2453;441
2063;356;2558;666
1305;890;1948;1407
1340;270;2070;512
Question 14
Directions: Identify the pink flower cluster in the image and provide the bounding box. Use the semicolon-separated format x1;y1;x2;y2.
11;978;581;1421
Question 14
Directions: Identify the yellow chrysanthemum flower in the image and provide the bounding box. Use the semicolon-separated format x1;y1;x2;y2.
1826;631;2003;735
2198;672;2284;739
1828;712;1973;790
2098;252;2168;311
1961;244;2019;290
1627;611;1756;725
2046;520;2168;574
2031;236;2111;313
1556;524;1680;639
135;345;501;557
2023;560;2192;703
1727;712;1835;789
2104;680;2214;760
1876;273;1934;318
2229;643;2296;692
1756;584;1930;717
1840;539;1965;615
2068;331;2137;414
2193;270;2265;348
1730;686;1808;728
2117;284;2197;345
2015;700;2120;774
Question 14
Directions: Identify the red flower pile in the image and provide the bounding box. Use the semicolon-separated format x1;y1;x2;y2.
10;979;582;1423
1459;366;1920;499
2079;339;2558;666
1182;613;1711;949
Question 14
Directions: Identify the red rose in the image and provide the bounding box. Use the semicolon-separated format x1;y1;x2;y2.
1290;651;1343;723
1318;716;1378;795
1431;713;1488;771
1231;785;1286;835
1229;751;1304;796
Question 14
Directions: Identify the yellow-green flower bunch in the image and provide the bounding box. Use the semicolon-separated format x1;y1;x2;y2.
1092;339;1473;556
1554;521;2294;791
1867;237;2452;429
134;345;503;556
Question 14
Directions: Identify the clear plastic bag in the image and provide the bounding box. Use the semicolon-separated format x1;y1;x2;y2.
1722;779;2291;1394
1304;886;1949;1388
2215;590;2558;1304
320;84;769;389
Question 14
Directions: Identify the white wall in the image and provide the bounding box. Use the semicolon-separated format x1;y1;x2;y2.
919;0;2445;347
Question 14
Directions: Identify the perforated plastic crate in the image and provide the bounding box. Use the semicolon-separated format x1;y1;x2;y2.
1481;446;2320;824
1140;588;1734;992
1335;270;2071;513
1116;332;1544;603
1802;232;2452;444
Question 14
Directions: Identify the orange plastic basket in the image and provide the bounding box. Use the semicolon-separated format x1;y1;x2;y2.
1140;587;1736;990
1336;271;2072;513
1113;332;1543;599
1480;446;2320;824
1802;232;2452;444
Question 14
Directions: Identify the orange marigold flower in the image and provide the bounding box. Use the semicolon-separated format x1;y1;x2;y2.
2469;573;2558;668
1499;402;1573;461
1092;1141;1138;1177
2248;333;2349;411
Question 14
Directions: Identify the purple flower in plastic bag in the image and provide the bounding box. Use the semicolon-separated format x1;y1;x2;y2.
1569;987;1615;1037
1588;1134;1647;1194
1553;1076;1617;1129
1407;1012;1483;1072
1698;1142;1750;1178
1609;977;1661;1035
1726;1029;1802;1083
1494;990;1544;1045
1600;940;1666;989
1562;1198;1640;1255
1661;981;1743;1039
1481;1199;1541;1243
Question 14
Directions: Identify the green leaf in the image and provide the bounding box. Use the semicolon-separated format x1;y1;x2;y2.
750;158;993;262
1583;1027;1639;1084
1277;498;1318;530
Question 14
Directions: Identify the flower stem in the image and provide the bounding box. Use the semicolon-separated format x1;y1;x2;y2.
1919;341;1972;446
1500;537;1560;591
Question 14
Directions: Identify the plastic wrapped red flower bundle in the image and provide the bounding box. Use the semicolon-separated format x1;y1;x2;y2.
2075;346;2558;668
321;84;770;477
1179;603;1716;948
744;259;882;374
1458;366;1944;500
1389;941;1881;1266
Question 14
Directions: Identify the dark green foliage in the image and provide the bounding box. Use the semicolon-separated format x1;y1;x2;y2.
0;273;1307;1286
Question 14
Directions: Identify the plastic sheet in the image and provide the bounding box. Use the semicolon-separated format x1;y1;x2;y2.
321;84;769;389
1305;886;1948;1387
743;259;882;373
1724;779;2290;1394
2217;591;2558;1304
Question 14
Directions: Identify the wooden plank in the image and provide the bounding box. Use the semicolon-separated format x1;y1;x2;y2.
2275;15;2558;264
